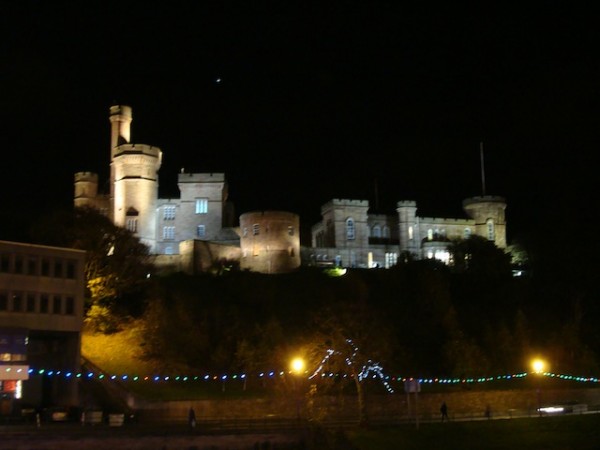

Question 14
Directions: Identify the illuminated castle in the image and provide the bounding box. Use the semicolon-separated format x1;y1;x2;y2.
309;196;506;268
74;105;300;274
75;105;506;273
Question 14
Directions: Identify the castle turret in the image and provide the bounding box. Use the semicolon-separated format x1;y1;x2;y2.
397;200;420;257
74;172;98;209
462;195;507;248
109;105;162;251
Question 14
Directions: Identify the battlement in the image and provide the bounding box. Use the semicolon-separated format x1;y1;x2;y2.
74;172;98;183
397;200;417;208
462;195;506;208
113;143;161;158
178;172;226;183
109;105;132;119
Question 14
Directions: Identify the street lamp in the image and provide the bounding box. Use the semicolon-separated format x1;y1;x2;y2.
290;357;306;420
531;358;547;416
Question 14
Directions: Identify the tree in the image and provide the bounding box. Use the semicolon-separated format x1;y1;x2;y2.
449;235;512;280
306;299;395;427
29;207;153;331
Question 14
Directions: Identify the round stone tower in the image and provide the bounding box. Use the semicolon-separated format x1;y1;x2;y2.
239;211;300;274
109;105;162;251
462;195;507;248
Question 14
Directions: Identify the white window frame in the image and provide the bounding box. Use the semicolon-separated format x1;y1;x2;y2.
346;218;355;240
197;225;206;238
195;198;208;214
163;205;176;220
163;226;175;240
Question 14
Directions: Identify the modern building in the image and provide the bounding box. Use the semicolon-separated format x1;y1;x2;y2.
0;240;86;413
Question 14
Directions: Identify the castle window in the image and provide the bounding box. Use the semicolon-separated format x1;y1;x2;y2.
464;227;471;239
253;224;260;235
486;219;495;240
385;253;398;268
372;225;381;238
165;246;174;255
427;229;433;241
163;226;175;240
163;206;176;220
408;226;414;240
346;218;355;240
126;218;138;233
243;227;248;237
195;198;208;214
288;226;294;236
27;256;38;275
197;225;206;238
383;226;390;238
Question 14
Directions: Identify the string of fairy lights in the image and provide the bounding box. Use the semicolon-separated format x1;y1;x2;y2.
3;367;598;387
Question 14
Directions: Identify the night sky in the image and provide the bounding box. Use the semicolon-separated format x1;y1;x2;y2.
2;3;598;246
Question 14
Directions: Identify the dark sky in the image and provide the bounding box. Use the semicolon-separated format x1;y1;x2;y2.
2;3;599;245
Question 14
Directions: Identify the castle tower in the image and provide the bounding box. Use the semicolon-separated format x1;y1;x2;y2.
462;195;507;248
109;105;162;251
74;172;98;209
397;200;421;257
239;211;300;273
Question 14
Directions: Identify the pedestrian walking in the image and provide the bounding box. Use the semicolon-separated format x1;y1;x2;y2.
188;407;196;428
440;401;449;422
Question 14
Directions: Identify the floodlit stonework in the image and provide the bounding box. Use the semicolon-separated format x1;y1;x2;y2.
75;105;507;274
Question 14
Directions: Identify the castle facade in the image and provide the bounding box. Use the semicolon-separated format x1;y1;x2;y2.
75;105;507;273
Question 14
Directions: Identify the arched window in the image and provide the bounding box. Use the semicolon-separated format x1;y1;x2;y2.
346;218;355;240
383;226;390;238
464;227;471;239
372;225;381;238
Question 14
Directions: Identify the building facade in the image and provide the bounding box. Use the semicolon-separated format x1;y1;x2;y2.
75;105;300;274
0;240;86;412
310;196;507;268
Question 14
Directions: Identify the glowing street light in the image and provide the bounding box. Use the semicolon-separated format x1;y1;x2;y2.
290;357;306;420
531;358;547;416
290;357;306;375
531;358;546;374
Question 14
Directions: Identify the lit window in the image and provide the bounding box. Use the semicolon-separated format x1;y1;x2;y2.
126;218;138;233
464;228;471;239
427;229;433;240
385;253;398;268
486;219;495;240
408;226;414;240
253;224;260;235
346;218;355;240
163;206;176;220
195;198;208;214
197;225;206;238
163;226;175;240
